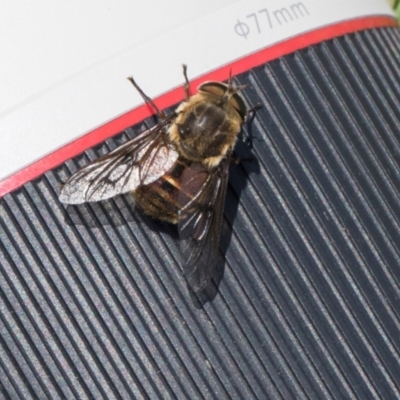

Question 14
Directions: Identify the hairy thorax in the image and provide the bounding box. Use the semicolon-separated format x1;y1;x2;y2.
168;93;242;168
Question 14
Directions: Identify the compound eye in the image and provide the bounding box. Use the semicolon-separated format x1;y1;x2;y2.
228;93;247;121
198;81;247;120
199;82;226;98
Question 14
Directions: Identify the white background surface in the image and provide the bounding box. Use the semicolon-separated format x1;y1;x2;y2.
0;0;394;182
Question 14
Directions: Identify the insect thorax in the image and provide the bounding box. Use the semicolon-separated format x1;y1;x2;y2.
168;94;242;166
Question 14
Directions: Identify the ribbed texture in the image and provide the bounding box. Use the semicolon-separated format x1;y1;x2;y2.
2;27;400;399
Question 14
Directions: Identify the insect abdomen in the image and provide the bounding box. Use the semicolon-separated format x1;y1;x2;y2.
133;159;188;224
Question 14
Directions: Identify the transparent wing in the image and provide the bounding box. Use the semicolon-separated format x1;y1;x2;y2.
59;117;178;204
178;157;230;293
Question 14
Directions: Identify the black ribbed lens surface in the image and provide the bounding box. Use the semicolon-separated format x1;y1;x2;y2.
1;27;400;399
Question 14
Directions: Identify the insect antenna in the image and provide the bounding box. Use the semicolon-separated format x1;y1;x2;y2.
127;76;167;120
228;68;233;86
182;64;191;101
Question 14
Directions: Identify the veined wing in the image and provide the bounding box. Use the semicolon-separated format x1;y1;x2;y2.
178;156;230;293
59;117;178;204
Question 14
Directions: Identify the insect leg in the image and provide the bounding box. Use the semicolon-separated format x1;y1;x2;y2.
247;104;263;118
182;64;191;101
127;76;167;119
230;153;254;165
241;104;262;148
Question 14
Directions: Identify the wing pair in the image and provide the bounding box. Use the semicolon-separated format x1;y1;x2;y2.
59;122;230;293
